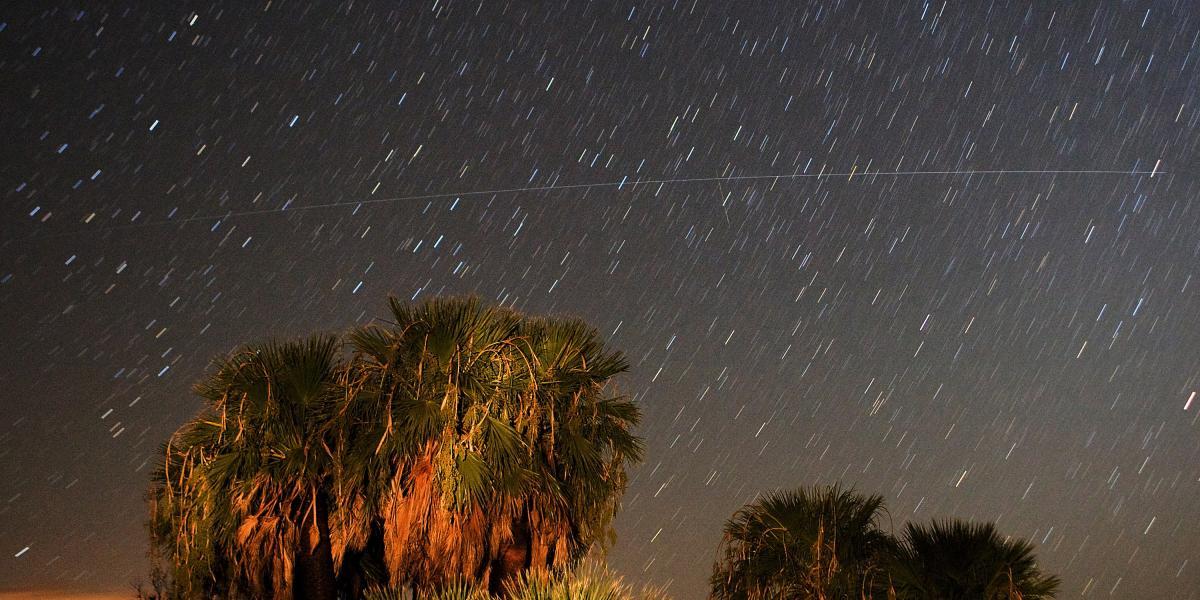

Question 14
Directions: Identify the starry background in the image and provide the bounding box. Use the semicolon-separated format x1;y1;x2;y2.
2;0;1199;597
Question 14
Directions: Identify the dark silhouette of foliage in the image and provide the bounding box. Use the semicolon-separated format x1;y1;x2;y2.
890;519;1060;600
710;488;1061;600
711;485;897;600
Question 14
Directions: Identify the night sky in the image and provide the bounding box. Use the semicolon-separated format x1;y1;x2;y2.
2;1;1199;597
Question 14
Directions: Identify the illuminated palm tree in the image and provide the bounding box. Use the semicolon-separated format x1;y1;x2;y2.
711;485;897;600
149;335;344;600
890;519;1060;599
148;296;643;598
332;296;644;594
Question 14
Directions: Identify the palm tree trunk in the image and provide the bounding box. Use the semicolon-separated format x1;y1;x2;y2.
488;512;532;596
295;492;338;600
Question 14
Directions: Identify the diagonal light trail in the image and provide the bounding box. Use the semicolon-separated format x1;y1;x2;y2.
15;168;1165;239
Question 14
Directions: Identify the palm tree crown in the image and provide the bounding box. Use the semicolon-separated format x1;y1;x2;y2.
335;296;643;594
149;335;344;600
711;484;896;600
891;519;1061;600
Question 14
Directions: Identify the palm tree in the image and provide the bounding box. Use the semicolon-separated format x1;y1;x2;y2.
711;484;897;600
148;335;345;600
331;296;644;594
890;519;1060;599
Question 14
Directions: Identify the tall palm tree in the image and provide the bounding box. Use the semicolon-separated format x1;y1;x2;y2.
331;296;644;594
148;335;345;600
890;519;1060;599
711;484;897;600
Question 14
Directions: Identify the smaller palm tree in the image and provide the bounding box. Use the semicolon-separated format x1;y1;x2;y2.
363;561;669;600
149;335;345;600
364;579;490;600
891;519;1060;599
504;562;671;600
711;484;897;600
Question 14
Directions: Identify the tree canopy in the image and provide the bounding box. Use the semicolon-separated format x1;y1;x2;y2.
148;296;642;600
711;485;896;600
889;519;1061;600
711;485;1061;600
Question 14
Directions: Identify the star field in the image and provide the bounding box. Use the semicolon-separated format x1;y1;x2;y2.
2;1;1199;597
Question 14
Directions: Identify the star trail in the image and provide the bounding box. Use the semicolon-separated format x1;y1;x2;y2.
2;1;1199;597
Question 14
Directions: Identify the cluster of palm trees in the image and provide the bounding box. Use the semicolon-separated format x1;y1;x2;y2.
147;295;1059;600
711;485;1061;599
147;296;644;600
